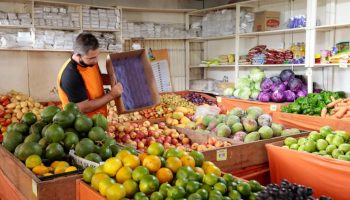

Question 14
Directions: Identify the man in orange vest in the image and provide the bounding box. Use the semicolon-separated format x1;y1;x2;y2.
57;33;123;117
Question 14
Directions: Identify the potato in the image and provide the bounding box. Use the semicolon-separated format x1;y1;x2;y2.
20;102;28;108
6;103;16;109
15;95;22;101
11;117;18;123
34;102;41;108
15;105;21;109
16;111;23;120
22;107;28;113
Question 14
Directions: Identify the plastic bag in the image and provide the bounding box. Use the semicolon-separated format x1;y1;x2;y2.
194;105;220;119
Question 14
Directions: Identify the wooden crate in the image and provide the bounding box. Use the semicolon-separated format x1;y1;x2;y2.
76;180;105;200
199;132;309;173
0;145;82;200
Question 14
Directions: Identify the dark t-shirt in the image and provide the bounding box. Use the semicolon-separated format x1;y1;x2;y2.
60;59;88;103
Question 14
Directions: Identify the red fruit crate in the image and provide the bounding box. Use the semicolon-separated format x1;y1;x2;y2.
231;163;270;186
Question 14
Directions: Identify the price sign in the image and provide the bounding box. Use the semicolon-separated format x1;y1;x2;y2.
339;62;348;69
216;148;227;161
217;96;222;103
270;104;277;111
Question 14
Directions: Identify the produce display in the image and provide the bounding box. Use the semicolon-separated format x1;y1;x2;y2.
82;142;266;200
258;69;307;102
282;91;346;116
0;91;45;136
196;106;301;143
160;94;196;111
107;100;143;123
224;67;266;99
283;126;350;161
323;97;350;120
257;179;332;200
182;92;217;106
110;121;192;152
2;102;118;177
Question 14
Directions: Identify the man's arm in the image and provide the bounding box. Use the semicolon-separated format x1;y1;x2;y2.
76;82;123;113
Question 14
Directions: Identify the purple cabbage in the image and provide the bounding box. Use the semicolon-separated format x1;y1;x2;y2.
258;92;271;102
288;78;303;92
272;83;287;92
270;76;282;84
280;69;295;82
261;78;274;92
271;90;285;102
296;90;307;97
284;90;296;102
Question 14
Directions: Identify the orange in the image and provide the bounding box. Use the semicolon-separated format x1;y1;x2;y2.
104;157;122;177
123;179;139;197
25;155;42;169
116;150;132;161
56;161;69;169
180;155;195;168
54;166;67;174
106;183;126;200
91;173;110;190
202;161;215;172
50;161;60;169
32;165;49;175
43;173;53;176
195;167;205;175
147;142;165;156
116;166;133;183
122;154;140;169
138;152;148;163
156;168;173;184
132;166;149;182
99;177;115;197
142;155;161;173
165;157;182;173
205;165;221;176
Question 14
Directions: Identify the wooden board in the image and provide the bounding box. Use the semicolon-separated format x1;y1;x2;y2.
0;145;81;200
199;132;309;173
76;180;104;200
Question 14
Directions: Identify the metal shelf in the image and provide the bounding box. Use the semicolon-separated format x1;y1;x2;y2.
35;26;81;31
189;64;235;68
316;23;350;31
0;24;32;29
83;28;120;32
121;7;195;13
240;27;306;37
187;0;256;16
313;63;350;68
124;37;187;41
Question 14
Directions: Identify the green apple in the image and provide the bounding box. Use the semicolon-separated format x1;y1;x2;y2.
316;139;329;151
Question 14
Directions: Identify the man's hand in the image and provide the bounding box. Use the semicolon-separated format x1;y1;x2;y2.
110;82;123;98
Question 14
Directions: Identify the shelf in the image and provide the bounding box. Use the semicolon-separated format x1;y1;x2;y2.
121;6;195;13
35;26;81;31
313;63;350;68
189;64;235;68
188;89;219;96
188;0;256;16
0;47;116;53
188;34;236;42
0;24;32;29
240;27;306;37
238;64;305;67
34;0;81;7
124;37;186;41
83;28;120;32
316;23;350;31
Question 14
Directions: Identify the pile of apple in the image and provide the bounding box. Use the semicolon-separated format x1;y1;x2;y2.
139;103;173;119
109;121;192;152
107;100;143;124
191;137;232;152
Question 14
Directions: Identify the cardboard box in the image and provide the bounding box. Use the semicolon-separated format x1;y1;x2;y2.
106;49;160;114
254;11;280;31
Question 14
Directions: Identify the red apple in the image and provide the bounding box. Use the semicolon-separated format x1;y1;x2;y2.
164;142;171;149
171;138;178;145
107;126;115;133
118;125;125;132
141;138;147;144
191;143;199;150
156;138;164;143
137;141;145;149
154;131;160;138
130;131;137;139
165;136;172;143
136;131;144;139
122;134;130;142
158;122;166;129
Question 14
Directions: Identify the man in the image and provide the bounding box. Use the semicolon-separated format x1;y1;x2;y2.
57;33;123;117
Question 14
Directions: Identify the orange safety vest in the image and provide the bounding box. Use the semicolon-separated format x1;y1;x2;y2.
57;58;107;117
